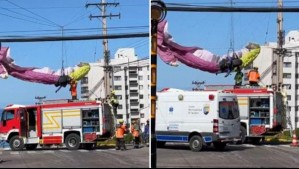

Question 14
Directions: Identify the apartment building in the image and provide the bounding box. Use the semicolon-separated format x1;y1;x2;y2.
250;30;299;129
80;48;149;129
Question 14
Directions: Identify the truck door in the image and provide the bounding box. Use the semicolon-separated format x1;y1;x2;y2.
218;100;240;139
19;108;27;137
0;109;18;134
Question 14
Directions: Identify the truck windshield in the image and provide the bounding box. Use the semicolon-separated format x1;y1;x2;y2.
219;101;240;119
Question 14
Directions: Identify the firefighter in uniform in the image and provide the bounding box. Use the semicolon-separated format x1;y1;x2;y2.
69;80;77;100
109;90;119;114
247;67;260;86
115;120;127;151
131;120;140;149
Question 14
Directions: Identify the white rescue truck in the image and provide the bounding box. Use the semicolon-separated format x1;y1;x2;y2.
156;88;241;152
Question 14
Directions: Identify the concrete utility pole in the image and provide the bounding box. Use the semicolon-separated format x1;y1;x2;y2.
86;0;120;98
273;0;284;91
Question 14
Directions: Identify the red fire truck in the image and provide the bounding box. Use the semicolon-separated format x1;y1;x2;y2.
0;100;113;151
205;85;285;144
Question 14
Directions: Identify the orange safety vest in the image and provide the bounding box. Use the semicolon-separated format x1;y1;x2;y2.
116;124;126;138
131;125;139;137
247;70;260;82
70;81;77;96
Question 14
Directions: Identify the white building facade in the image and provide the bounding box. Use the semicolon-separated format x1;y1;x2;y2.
251;31;299;130
80;48;150;130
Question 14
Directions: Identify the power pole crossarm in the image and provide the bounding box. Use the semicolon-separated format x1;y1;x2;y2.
87;0;120;99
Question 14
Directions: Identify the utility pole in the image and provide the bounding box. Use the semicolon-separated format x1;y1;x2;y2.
273;0;284;91
86;0;120;98
192;81;205;91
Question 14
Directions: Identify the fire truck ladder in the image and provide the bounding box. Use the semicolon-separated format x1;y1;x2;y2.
260;63;274;81
88;77;105;99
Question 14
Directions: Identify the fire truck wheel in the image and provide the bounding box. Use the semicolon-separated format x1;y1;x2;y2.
189;135;203;152
9;136;25;151
65;134;81;150
26;144;38;150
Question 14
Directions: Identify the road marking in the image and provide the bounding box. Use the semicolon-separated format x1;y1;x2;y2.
78;150;89;152
59;150;71;153
263;145;274;148
43;150;55;153
26;151;37;154
241;144;257;148
10;152;19;155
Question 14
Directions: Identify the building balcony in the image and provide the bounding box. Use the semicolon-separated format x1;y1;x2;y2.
81;92;89;99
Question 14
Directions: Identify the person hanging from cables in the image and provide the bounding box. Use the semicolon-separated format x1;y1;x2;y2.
157;20;261;76
0;46;91;91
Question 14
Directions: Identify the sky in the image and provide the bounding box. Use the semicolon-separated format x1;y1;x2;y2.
0;0;149;108
157;0;299;91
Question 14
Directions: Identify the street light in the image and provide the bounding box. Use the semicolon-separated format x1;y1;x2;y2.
151;1;166;168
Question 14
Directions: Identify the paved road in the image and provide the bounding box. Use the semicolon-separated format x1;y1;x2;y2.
157;143;299;168
0;145;149;168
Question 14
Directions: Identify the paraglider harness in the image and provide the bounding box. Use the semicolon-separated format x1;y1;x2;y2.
218;48;242;77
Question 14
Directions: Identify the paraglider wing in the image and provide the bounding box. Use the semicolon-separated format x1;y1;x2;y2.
0;47;90;87
157;20;261;74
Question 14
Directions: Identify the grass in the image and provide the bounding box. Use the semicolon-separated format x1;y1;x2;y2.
96;133;134;148
264;128;299;144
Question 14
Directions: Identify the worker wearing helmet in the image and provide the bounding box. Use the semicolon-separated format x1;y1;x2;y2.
247;67;260;86
115;120;127;151
131;120;141;149
109;90;119;114
69;80;77;100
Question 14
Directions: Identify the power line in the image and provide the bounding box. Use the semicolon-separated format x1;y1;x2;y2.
166;6;299;12
0;26;148;34
0;32;149;42
5;0;60;27
0;12;57;27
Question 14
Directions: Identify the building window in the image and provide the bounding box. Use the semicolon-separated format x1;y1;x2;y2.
138;76;143;80
288;106;291;111
114;66;121;72
296;106;299;112
140;104;144;109
148;75;150;80
114;76;121;81
138;67;142;71
139;95;144;99
283;62;292;68
283;73;291;79
81;87;88;93
287;95;291;101
139;85;143;90
116;95;122;100
117;114;123;119
140;114;145;118
115;86;122;90
81;77;88;84
284;84;291;90
118;105;123;109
